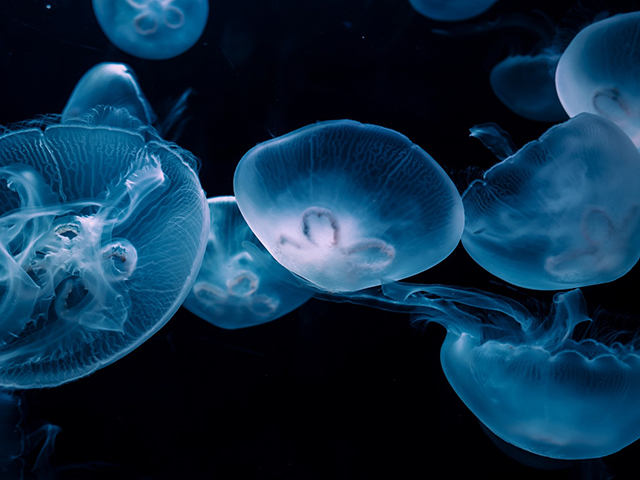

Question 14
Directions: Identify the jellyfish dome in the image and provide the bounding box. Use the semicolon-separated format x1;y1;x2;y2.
556;12;640;147
62;62;155;125
462;113;640;290
183;196;312;329
407;0;498;22
233;120;464;293
0;106;209;388
434;289;640;459
490;53;567;122
92;0;209;60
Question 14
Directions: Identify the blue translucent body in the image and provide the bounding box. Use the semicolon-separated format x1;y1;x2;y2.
233;120;464;293
0;107;209;388
62;62;155;124
556;12;640;147
490;53;567;122
92;0;209;60
183;196;312;329
462;113;640;290
407;0;498;22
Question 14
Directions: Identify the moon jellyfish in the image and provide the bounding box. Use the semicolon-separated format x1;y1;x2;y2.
183;196;312;329
92;0;209;60
407;0;498;22
62;62;155;125
556;12;640;147
0;106;209;388
233;120;464;293
433;288;640;459
462;113;640;290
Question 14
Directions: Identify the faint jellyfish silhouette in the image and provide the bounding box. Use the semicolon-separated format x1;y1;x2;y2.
407;0;498;22
62;62;156;124
428;288;640;459
233;120;464;293
183;196;312;329
0;390;60;478
92;0;209;60
556;12;640;147
0;105;209;388
462;113;640;290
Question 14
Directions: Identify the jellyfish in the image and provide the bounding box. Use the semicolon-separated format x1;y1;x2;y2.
462;113;640;290
233;119;464;293
0;106;209;388
183;196;312;329
326;282;640;459
62;62;156;125
556;12;640;147
92;0;209;60
407;0;498;22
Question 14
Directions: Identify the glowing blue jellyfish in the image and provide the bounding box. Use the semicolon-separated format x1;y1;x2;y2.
233;120;464;293
462;113;640;290
433;288;640;459
183;196;312;329
0;106;209;388
407;0;498;22
92;0;209;60
556;12;640;147
490;53;567;122
62;62;155;125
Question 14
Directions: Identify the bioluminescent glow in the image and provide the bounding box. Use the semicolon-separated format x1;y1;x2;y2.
556;12;640;147
92;0;209;60
62;62;156;125
0;106;209;388
462;113;640;290
407;0;498;22
233;119;464;293
183;196;312;329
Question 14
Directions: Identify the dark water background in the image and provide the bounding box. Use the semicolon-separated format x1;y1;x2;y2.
1;0;640;478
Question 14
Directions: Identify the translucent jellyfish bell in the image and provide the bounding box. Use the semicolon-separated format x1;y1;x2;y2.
407;0;498;22
183;196;312;329
462;113;640;290
233;120;464;293
62;62;155;124
92;0;209;60
0;106;209;388
432;289;640;459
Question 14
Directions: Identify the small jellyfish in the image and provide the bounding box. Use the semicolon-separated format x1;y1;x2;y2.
556;12;640;147
92;0;209;60
407;0;498;22
0;106;209;388
183;196;312;329
62;62;156;125
233;120;464;293
462;113;640;290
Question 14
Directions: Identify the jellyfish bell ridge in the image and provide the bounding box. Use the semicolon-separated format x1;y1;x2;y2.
92;0;209;60
0;106;209;388
233;119;464;293
183;196;312;330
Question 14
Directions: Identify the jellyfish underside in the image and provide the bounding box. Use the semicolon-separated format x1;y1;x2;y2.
234;119;464;293
407;0;498;22
183;196;311;329
462;113;640;290
92;0;209;60
0;107;208;388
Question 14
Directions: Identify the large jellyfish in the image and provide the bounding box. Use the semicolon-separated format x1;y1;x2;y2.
0;106;209;388
233;120;464;293
183;196;312;329
462;113;640;290
556;12;640;147
92;0;209;60
62;62;155;125
407;0;498;22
